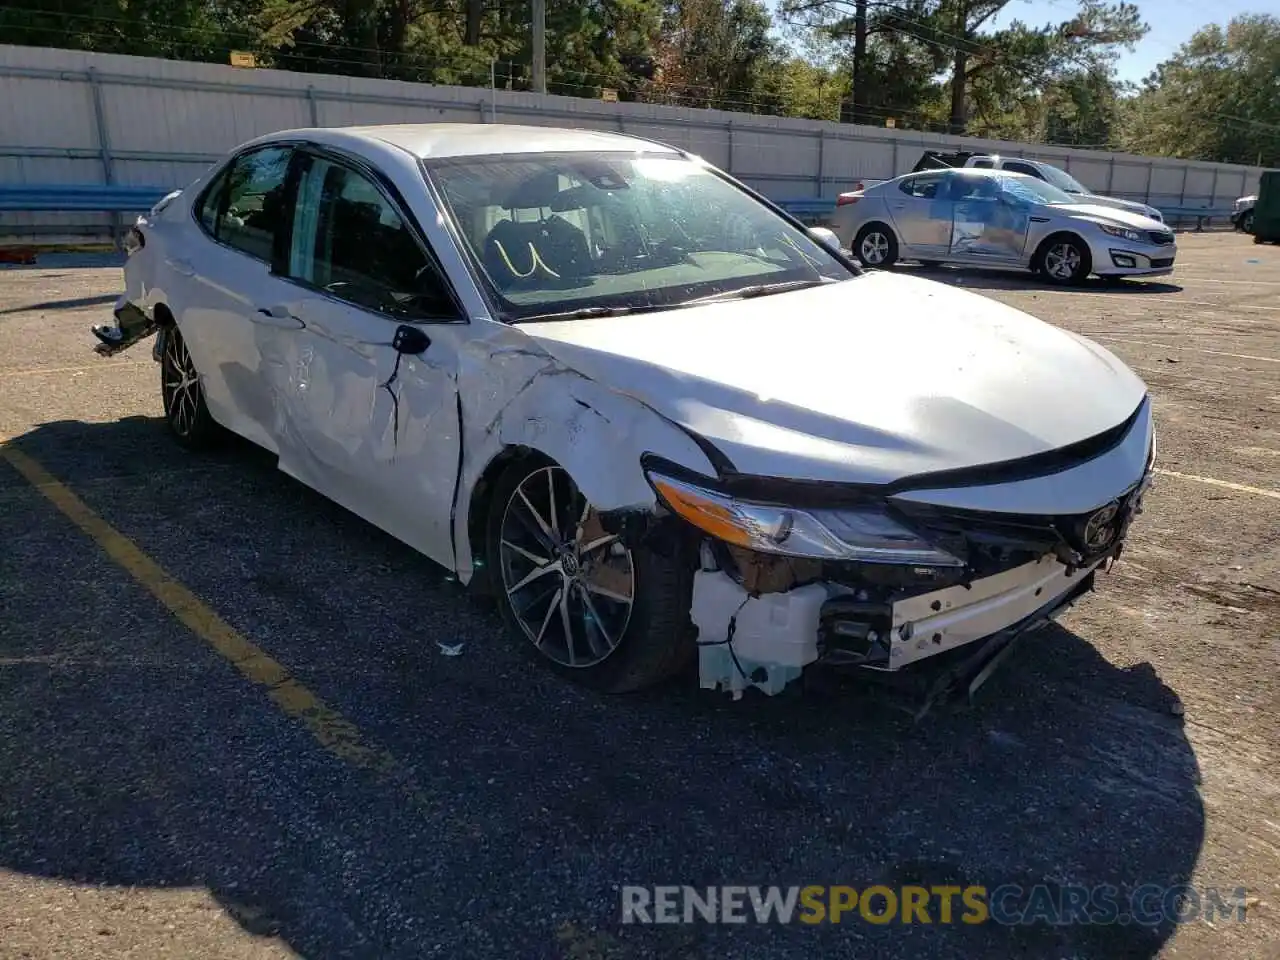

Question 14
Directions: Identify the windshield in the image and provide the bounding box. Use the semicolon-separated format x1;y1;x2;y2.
424;151;854;321
997;174;1076;206
1036;164;1088;194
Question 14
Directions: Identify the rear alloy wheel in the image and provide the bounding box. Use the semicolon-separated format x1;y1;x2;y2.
1039;236;1091;285
486;459;694;692
160;325;217;448
854;224;899;268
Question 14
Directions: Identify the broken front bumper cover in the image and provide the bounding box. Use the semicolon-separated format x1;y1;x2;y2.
690;550;1102;700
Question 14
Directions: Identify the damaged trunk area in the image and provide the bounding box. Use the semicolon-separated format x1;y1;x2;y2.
679;494;1140;705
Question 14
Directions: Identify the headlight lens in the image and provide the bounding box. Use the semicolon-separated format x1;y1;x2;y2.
646;471;963;566
1099;224;1144;243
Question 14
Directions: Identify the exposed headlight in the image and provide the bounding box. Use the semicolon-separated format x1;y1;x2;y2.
645;470;963;566
1099;223;1144;243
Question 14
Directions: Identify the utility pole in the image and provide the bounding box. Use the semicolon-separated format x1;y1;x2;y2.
852;0;866;125
532;0;547;94
949;0;969;135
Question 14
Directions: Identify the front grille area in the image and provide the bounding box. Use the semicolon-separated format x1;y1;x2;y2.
1148;230;1175;245
1151;257;1174;268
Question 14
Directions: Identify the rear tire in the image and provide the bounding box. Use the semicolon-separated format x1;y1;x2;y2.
485;455;695;693
1036;235;1091;286
853;223;899;269
160;325;218;449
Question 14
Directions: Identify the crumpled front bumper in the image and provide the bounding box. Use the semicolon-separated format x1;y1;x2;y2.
689;459;1152;700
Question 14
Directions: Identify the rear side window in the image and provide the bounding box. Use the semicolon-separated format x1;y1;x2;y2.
1003;161;1044;180
899;174;945;199
971;159;994;169
194;146;293;262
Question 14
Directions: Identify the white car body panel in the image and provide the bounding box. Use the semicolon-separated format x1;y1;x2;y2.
520;271;1147;485
110;123;1157;700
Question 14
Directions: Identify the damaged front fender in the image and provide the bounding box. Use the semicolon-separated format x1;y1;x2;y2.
452;337;720;584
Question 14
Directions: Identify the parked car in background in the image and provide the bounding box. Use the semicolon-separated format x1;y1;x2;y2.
96;124;1154;701
1232;194;1257;233
913;150;1166;223
833;167;1176;284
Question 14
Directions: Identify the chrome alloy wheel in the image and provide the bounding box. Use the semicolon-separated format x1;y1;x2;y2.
1044;241;1083;281
498;465;636;668
859;230;891;265
162;331;202;438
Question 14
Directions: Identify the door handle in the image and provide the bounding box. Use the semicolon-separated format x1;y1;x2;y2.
166;257;195;276
255;306;304;329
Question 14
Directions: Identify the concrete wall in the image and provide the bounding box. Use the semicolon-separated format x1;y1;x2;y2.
0;43;1267;240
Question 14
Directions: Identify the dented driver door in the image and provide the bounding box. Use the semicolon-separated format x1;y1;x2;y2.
259;148;465;570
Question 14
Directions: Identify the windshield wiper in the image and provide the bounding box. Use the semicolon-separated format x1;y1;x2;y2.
682;276;838;306
511;277;839;323
514;303;672;324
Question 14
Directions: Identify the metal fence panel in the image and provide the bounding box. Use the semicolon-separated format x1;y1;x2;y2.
0;42;1268;242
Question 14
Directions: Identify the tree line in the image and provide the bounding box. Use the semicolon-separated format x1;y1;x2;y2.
2;0;1276;164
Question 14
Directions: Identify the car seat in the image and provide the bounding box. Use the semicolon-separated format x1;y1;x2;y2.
482;171;592;286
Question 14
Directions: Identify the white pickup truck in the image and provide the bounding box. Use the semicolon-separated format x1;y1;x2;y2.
913;150;1165;223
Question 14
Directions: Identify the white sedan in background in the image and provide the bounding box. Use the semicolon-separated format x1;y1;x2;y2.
99;124;1154;701
833;168;1177;284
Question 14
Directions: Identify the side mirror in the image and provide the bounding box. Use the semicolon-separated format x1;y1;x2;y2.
807;226;841;250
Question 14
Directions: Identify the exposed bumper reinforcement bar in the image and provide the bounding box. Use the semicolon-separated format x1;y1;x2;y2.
907;569;1096;720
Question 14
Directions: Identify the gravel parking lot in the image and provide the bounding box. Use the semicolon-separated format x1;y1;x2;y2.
1;232;1277;959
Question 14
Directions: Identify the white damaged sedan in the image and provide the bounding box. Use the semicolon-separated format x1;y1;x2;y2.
101;123;1154;700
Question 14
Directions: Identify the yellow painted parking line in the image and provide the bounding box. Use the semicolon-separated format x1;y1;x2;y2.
0;443;398;774
1087;335;1280;365
1154;469;1280;501
0;361;150;379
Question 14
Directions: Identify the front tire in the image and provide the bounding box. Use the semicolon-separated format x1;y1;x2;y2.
1241;210;1255;234
1037;235;1091;285
485;457;695;693
160;325;218;449
853;223;899;269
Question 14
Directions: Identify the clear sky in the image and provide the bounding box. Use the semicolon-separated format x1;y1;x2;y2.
988;0;1269;85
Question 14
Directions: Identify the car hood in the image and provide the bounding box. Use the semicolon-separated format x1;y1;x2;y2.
516;272;1148;486
1054;202;1166;231
1067;193;1159;219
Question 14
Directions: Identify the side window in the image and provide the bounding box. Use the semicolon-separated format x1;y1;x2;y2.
971;159;994;169
899;174;945;199
1004;161;1044;180
217;146;293;261
195;168;226;235
288;156;453;319
950;174;999;201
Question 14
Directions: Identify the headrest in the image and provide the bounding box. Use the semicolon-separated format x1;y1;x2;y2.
501;170;563;210
549;184;596;212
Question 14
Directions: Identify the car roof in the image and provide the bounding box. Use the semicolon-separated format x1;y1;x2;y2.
285;123;681;160
896;168;1031;181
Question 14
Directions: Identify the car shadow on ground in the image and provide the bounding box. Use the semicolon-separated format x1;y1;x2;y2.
889;262;1185;295
0;415;1206;959
0;293;119;316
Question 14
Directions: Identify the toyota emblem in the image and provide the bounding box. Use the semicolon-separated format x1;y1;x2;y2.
1082;502;1120;551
